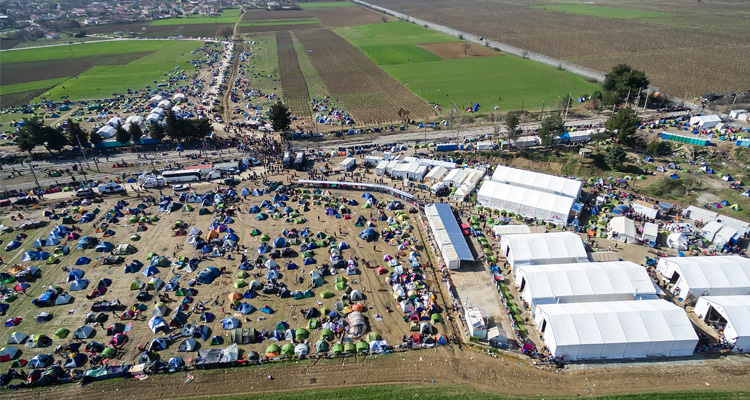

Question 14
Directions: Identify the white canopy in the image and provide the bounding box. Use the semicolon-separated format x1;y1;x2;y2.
491;165;582;199
702;221;739;248
106;116;124;127
125;115;144;126
608;217;637;244
477;181;575;221
501;232;588;271
517;261;662;312
657;256;750;300
694;295;750;351
97;125;116;138
492;224;531;237
157;100;172;109
424;166;448;182
535;299;698;360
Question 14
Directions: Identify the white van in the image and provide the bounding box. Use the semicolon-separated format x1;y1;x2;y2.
98;183;125;194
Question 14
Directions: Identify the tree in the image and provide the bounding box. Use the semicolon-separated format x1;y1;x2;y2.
504;112;521;147
602;64;649;104
66;119;88;147
42;127;68;153
269;101;291;132
149;122;166;141
462;42;471;55
604;144;628;169
89;131;103;145
129;123;144;145
15;117;45;154
115;124;131;144
605;107;640;146
216;25;233;39
645;140;672;156
537;113;565;147
165;110;178;140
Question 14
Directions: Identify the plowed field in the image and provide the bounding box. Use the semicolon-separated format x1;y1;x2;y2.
276;31;312;121
294;29;437;125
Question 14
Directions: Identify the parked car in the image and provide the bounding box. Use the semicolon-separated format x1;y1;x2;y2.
14;196;37;205
75;188;94;198
97;183;125;194
223;178;240;186
459;223;470;235
172;184;189;192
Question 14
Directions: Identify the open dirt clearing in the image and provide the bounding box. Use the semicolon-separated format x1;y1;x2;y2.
418;42;500;60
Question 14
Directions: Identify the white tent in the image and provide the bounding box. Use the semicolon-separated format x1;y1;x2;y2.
631;200;659;219
125;115;144;126
157;100;173;109
694;295;750;351
657;256;750;301
535;300;698;360
106;116;124;127
682;205;717;223
477;181;575;221
492;224;531;237
149;95;164;105
424;204;473;270
701;221;740;248
517;261;662;312
690;115;721;129
642;222;659;243
666;232;689;250
424;166;448;183
374;160;388;176
607;217;637;244
500;232;588;272
491;165;582;199
97;125;116;138
173;93;187;102
729;110;748;120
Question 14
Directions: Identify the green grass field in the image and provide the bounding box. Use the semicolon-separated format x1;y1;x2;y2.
535;4;672;19
384;55;599;112
31;41;201;102
359;44;442;65
1;40;180;63
239;19;321;27
299;1;355;8
150;8;242;25
335;21;457;47
0;77;71;95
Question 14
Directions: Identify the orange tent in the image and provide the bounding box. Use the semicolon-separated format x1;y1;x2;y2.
228;292;242;302
205;230;219;241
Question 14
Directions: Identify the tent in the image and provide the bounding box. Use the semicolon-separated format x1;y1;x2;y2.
221;317;240;330
294;343;309;357
7;332;27;345
0;346;19;362
694;295;750;351
666;232;689;250
73;325;95;339
265;343;281;357
657;256;750;301
607;217;637;244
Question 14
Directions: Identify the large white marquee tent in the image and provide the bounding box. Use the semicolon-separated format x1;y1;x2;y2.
425;204;474;270
477;181;575;221
694;295;750;351
490;165;582;199
516;261;662;312
657;256;750;301
535;300;698;360
500;232;588;273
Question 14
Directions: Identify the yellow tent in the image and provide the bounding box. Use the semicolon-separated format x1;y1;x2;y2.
205;230;219;241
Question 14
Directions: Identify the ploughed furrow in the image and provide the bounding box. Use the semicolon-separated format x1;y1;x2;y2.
276;30;312;122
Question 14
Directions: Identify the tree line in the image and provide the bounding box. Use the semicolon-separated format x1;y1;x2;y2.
16;111;212;154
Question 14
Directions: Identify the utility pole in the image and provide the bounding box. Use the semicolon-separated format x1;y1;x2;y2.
93;155;100;173
29;163;40;189
75;134;90;170
564;92;571;121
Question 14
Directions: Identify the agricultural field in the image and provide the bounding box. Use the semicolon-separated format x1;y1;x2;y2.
238;10;323;33
0;40;202;104
276;31;313;121
150;8;242;25
295;28;438;124
365;0;750;97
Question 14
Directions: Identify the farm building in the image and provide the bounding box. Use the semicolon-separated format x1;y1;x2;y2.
363;156;382;166
465;307;487;339
490;165;582;199
534;300;698;361
607;217;637;244
694;295;750;352
500;232;588;273
477;181;575;221
424;204;474;270
424;166;449;183
657;256;750;302
492;224;531;238
690;115;722;129
701;221;740;248
516;261;662;313
374;160;388;176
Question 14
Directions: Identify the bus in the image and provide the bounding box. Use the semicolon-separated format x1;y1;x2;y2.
282;151;292;169
161;169;203;183
294;151;306;171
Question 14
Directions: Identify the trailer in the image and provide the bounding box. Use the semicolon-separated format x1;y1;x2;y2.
294;151;306;171
282;151;292;169
340;157;356;172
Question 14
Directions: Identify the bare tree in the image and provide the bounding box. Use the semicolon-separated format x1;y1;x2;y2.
462;42;471;56
216;25;233;39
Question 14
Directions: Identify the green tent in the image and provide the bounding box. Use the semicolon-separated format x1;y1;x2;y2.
62;216;75;224
251;229;261;236
101;347;115;358
281;343;295;356
0;274;15;284
145;252;156;259
199;208;210;215
234;279;247;288
130;234;141;241
315;339;329;352
53;328;70;339
366;332;381;342
308;319;321;329
430;313;443;324
182;204;194;212
266;343;281;356
150;215;159;222
295;328;309;341
129;216;139;223
237;270;249;278
320;290;334;299
256;213;268;221
130;280;145;290
320;328;334;341
344;342;356;353
334;281;346;291
356;341;368;352
259;234;270;242
45;256;58;264
331;343;344;355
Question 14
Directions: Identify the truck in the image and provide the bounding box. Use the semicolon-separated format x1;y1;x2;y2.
294;151;306;171
282;151;292;169
435;143;458;152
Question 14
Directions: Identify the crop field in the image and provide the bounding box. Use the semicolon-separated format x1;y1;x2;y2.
295;28;437;124
150;8;241;25
276;31;313;121
365;0;750;96
238;10;323;33
336;21;456;47
299;1;357;9
0;40;201;104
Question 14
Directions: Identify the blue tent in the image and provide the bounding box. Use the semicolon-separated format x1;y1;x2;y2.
359;228;377;242
287;262;299;270
76;257;91;265
199;312;214;323
237;303;254;314
362;192;374;200
338;241;349;250
221;317;240;330
124;260;143;273
70;279;88;291
95;242;114;252
21;251;38;262
196;267;221;284
142;265;160;277
303;257;316;265
257;242;269;254
260;305;274;314
194;325;210;340
249;205;260;213
4;240;21;251
240;188;250;196
67;269;84;282
273;237;286;248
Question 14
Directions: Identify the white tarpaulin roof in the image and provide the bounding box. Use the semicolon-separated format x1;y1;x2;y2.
657;256;750;299
477;181;575;221
694;295;750;351
492;224;531;237
518;261;662;312
608;216;637;243
535;299;698;360
501;232;587;270
425;204;473;269
491;165;582;199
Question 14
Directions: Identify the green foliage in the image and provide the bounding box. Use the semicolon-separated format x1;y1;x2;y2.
644;176;704;199
269;101;292;132
605;107;640;145
129;123;144;144
66;119;88;147
149;122;166;141
115;124;131;144
645;140;672;156
604;144;627;168
165;111;212;142
603;63;650;104
537;113;565;146
16;116;67;153
43;127;68;152
89;131;103;145
504;111;521;145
